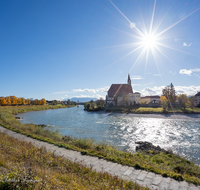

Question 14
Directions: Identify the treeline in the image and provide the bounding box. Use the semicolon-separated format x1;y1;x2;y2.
160;83;196;111
0;96;46;106
84;98;105;111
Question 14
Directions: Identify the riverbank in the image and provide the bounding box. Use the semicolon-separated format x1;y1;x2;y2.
104;107;200;115
0;130;144;189
0;105;200;185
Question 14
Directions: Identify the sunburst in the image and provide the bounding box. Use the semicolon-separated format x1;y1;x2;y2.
109;0;200;75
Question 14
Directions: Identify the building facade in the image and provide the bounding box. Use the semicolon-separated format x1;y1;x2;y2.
106;75;141;106
194;92;200;106
141;96;161;104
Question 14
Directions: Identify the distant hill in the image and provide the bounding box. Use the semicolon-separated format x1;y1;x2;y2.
69;97;98;103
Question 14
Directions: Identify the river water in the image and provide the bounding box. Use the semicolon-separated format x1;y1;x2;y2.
18;105;200;165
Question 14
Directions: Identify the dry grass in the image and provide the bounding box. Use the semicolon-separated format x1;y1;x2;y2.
0;132;148;190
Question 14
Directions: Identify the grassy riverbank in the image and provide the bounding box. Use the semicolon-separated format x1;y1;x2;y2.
0;132;146;189
0;105;200;185
105;106;200;114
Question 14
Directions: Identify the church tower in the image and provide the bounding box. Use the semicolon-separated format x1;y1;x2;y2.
127;74;131;86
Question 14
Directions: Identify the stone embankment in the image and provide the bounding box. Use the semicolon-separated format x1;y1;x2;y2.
0;125;199;190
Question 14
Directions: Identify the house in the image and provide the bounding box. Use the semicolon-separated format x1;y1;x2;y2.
194;92;200;106
106;74;141;106
141;96;160;104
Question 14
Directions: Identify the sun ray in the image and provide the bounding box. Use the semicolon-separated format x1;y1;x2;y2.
109;0;145;38
155;6;200;38
104;44;144;70
152;3;174;36
129;47;146;73
150;0;156;35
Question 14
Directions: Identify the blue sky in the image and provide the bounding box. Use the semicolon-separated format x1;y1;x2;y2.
1;0;200;100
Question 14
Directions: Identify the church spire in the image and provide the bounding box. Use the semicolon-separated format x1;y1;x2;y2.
127;74;131;86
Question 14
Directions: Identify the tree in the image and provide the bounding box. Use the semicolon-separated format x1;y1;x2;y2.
189;96;195;109
41;98;46;105
123;95;128;106
160;95;168;111
6;96;11;105
0;97;6;106
21;98;25;105
178;94;189;109
99;98;104;107
114;95;118;107
67;99;70;105
26;99;31;105
10;96;17;105
17;98;22;105
162;83;176;103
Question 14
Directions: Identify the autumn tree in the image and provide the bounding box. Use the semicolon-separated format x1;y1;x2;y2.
17;98;22;105
41;98;46;105
0;97;6;106
26;99;30;105
5;96;11;105
21;98;25;105
10;96;17;105
160;95;168;111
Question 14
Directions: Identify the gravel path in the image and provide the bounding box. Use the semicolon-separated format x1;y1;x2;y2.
0;125;200;190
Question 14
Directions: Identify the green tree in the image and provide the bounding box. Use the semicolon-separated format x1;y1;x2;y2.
162;83;176;103
178;94;189;109
67;99;70;105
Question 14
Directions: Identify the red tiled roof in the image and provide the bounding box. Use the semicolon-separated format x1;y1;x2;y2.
108;84;133;97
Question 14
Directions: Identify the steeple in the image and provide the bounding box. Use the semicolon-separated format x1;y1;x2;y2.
127;74;131;86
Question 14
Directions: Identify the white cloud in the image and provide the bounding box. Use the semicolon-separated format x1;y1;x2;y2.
180;69;192;76
183;42;192;47
69;94;105;99
73;88;96;93
180;68;200;76
131;75;143;80
183;42;187;46
142;88;157;95
141;85;200;97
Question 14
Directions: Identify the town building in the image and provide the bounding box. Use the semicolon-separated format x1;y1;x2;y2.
194;92;200;106
141;96;161;104
106;75;141;106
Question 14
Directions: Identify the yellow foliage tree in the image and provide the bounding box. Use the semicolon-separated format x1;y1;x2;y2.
5;96;11;105
160;95;168;111
17;98;22;105
21;98;25;105
41;98;46;105
26;99;30;105
10;96;17;105
0;97;6;105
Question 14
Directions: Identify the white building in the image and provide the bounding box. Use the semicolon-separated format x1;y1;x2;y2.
141;96;161;104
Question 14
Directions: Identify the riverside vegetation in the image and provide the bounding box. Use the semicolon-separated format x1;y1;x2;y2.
0;105;200;187
0;132;147;190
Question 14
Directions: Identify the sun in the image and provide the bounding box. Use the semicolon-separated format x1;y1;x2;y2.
141;34;157;49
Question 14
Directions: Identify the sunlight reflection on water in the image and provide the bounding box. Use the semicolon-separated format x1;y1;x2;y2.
18;106;200;165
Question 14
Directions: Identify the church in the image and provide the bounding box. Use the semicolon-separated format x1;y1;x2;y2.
106;74;141;106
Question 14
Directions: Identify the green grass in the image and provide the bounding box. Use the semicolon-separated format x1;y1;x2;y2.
105;106;200;114
0;105;200;185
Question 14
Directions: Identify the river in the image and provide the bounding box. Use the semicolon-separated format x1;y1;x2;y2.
18;105;200;165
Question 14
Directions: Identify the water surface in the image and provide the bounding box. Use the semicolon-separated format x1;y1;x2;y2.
18;106;200;165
